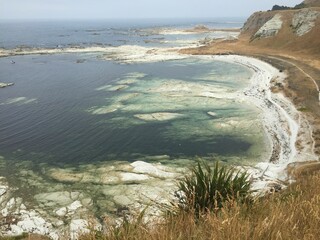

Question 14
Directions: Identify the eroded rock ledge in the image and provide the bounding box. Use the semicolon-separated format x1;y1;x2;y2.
0;83;14;88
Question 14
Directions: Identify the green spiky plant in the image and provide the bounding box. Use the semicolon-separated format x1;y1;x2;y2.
177;161;252;215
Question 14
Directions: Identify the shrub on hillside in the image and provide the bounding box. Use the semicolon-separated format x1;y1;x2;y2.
176;161;252;215
272;5;291;11
294;3;307;9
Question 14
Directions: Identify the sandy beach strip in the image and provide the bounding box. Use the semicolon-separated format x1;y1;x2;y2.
212;55;318;191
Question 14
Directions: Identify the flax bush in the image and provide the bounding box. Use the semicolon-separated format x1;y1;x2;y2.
177;161;251;214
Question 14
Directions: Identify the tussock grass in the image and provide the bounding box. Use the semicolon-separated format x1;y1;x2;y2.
176;161;251;215
81;162;320;240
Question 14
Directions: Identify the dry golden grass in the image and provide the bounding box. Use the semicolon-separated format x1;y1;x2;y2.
0;233;50;240
80;164;320;240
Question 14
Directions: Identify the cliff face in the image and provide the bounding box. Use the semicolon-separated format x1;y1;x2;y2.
240;5;320;55
241;11;275;36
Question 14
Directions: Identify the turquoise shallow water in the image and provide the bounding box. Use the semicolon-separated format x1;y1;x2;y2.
0;54;266;168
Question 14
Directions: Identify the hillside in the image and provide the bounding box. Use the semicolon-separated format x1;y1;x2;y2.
304;0;320;7
240;6;320;56
181;0;320;59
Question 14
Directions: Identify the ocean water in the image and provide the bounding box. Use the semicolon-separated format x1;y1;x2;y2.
0;54;261;165
0;19;270;217
0;18;244;49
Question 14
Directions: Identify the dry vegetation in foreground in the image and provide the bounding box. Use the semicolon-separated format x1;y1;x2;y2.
79;162;320;240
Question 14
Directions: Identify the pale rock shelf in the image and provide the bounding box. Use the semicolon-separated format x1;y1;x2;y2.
292;9;320;36
254;14;283;38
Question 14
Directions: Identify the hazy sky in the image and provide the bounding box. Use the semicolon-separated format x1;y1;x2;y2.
0;0;302;20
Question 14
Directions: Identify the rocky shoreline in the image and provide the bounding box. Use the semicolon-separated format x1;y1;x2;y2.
215;55;318;191
0;82;14;88
0;160;180;239
1;53;317;239
0;29;318;238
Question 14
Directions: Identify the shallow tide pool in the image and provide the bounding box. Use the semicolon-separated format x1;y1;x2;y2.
0;53;270;217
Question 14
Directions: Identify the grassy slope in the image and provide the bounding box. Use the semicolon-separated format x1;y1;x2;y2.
79;163;320;240
4;163;320;239
181;7;320;64
244;8;320;57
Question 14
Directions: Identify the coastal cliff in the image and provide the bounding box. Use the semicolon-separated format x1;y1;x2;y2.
181;0;320;58
240;3;320;55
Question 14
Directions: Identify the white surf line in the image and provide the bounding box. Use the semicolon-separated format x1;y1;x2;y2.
264;56;319;155
199;55;316;190
211;55;297;162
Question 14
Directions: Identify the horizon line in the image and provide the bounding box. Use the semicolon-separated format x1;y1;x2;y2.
0;16;247;21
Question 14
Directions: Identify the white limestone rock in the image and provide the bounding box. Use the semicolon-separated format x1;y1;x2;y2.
51;197;83;217
100;175;121;184
130;161;176;178
113;195;134;206
17;217;46;231
0;186;7;196
55;207;67;217
69;219;89;240
34;191;74;206
81;198;93;207
207;111;217;117
53;220;64;227
292;9;320;36
2;202;59;240
134;112;184;121
67;200;82;214
19;204;27;210
0;82;14;88
70;192;83;201
16;213;55;237
69;218;102;240
254;14;283;38
49;232;60;240
90;103;123;115
119;172;151;182
9;224;23;235
6;198;16;209
1;198;16;216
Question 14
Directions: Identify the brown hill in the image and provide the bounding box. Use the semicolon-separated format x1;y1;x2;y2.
240;7;320;56
304;0;320;7
181;6;320;63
